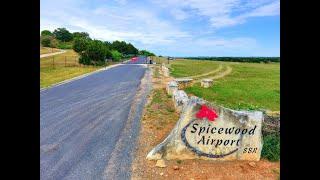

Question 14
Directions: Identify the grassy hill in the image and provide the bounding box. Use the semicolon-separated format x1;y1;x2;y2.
169;59;280;111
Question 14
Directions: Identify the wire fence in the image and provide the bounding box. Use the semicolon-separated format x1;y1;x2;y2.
40;55;80;68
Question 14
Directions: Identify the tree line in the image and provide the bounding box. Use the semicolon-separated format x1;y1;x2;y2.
182;57;280;63
40;27;155;65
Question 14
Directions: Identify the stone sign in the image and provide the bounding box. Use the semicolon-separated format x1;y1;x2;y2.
147;96;263;161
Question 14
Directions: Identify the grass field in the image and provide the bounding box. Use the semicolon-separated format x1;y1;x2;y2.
40;50;100;88
40;47;60;55
170;59;280;111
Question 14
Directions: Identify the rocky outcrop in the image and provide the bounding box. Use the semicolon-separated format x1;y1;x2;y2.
146;96;263;161
172;90;189;112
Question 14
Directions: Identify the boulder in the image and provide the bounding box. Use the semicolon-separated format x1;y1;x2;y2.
166;81;178;96
146;96;263;161
175;78;193;89
172;90;189;112
201;79;213;88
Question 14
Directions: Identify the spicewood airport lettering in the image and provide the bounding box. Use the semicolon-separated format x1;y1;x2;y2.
190;123;257;148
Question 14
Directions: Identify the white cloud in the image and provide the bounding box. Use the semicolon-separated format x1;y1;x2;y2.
41;3;190;46
152;0;279;28
40;0;279;56
170;8;189;20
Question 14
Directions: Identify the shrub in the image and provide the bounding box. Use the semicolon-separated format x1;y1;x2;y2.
53;28;73;42
50;38;58;48
73;38;90;53
57;42;73;49
41;30;53;36
111;50;122;62
79;53;91;65
79;40;110;65
41;36;51;47
261;133;280;161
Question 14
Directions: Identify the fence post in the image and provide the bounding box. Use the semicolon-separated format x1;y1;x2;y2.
53;56;55;68
65;56;67;67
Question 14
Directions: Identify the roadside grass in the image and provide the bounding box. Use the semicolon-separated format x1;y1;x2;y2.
261;133;280;161
143;88;178;130
40;47;60;55
40;50;100;88
40;66;99;88
171;60;280;111
170;59;221;78
40;49;78;67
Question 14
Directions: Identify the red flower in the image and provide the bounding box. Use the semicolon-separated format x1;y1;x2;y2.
196;105;218;121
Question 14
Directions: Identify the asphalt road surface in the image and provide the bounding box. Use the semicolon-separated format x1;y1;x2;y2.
125;56;150;64
40;56;151;180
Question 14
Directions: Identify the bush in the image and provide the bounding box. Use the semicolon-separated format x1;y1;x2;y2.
53;28;73;42
79;54;91;65
50;38;58;48
41;36;51;47
73;38;89;53
57;42;73;49
41;30;53;36
111;50;122;62
79;40;111;65
261;133;280;161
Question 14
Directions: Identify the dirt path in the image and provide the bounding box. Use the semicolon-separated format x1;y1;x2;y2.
183;65;223;79
40;49;67;58
195;66;232;82
131;65;280;180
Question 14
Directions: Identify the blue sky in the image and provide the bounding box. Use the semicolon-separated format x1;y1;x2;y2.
40;0;279;57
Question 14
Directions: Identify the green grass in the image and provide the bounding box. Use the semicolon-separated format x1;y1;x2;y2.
40;49;79;67
171;60;280;111
40;50;100;88
261;133;280;161
170;59;220;77
40;66;99;88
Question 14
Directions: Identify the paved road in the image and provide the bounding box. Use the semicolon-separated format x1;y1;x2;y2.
40;49;66;58
40;56;151;180
125;56;149;64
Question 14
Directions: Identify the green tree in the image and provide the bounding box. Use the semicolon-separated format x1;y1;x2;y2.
126;43;139;55
111;40;127;54
41;30;53;36
111;50;122;62
79;40;111;65
41;36;51;47
53;28;73;42
139;50;155;56
73;32;90;39
73;37;90;53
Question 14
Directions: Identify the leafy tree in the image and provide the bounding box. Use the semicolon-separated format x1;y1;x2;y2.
73;37;90;53
41;30;53;36
73;32;90;39
79;40;111;65
111;40;127;54
111;50;122;62
53;28;73;42
139;50;155;56
126;43;139;55
50;38;58;48
41;36;51;47
111;41;139;55
104;41;112;49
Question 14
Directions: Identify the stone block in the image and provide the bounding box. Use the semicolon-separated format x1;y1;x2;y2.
201;79;213;88
146;96;263;161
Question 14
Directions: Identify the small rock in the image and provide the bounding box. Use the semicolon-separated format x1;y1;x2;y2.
160;172;164;176
173;166;179;170
248;162;256;167
155;159;167;168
